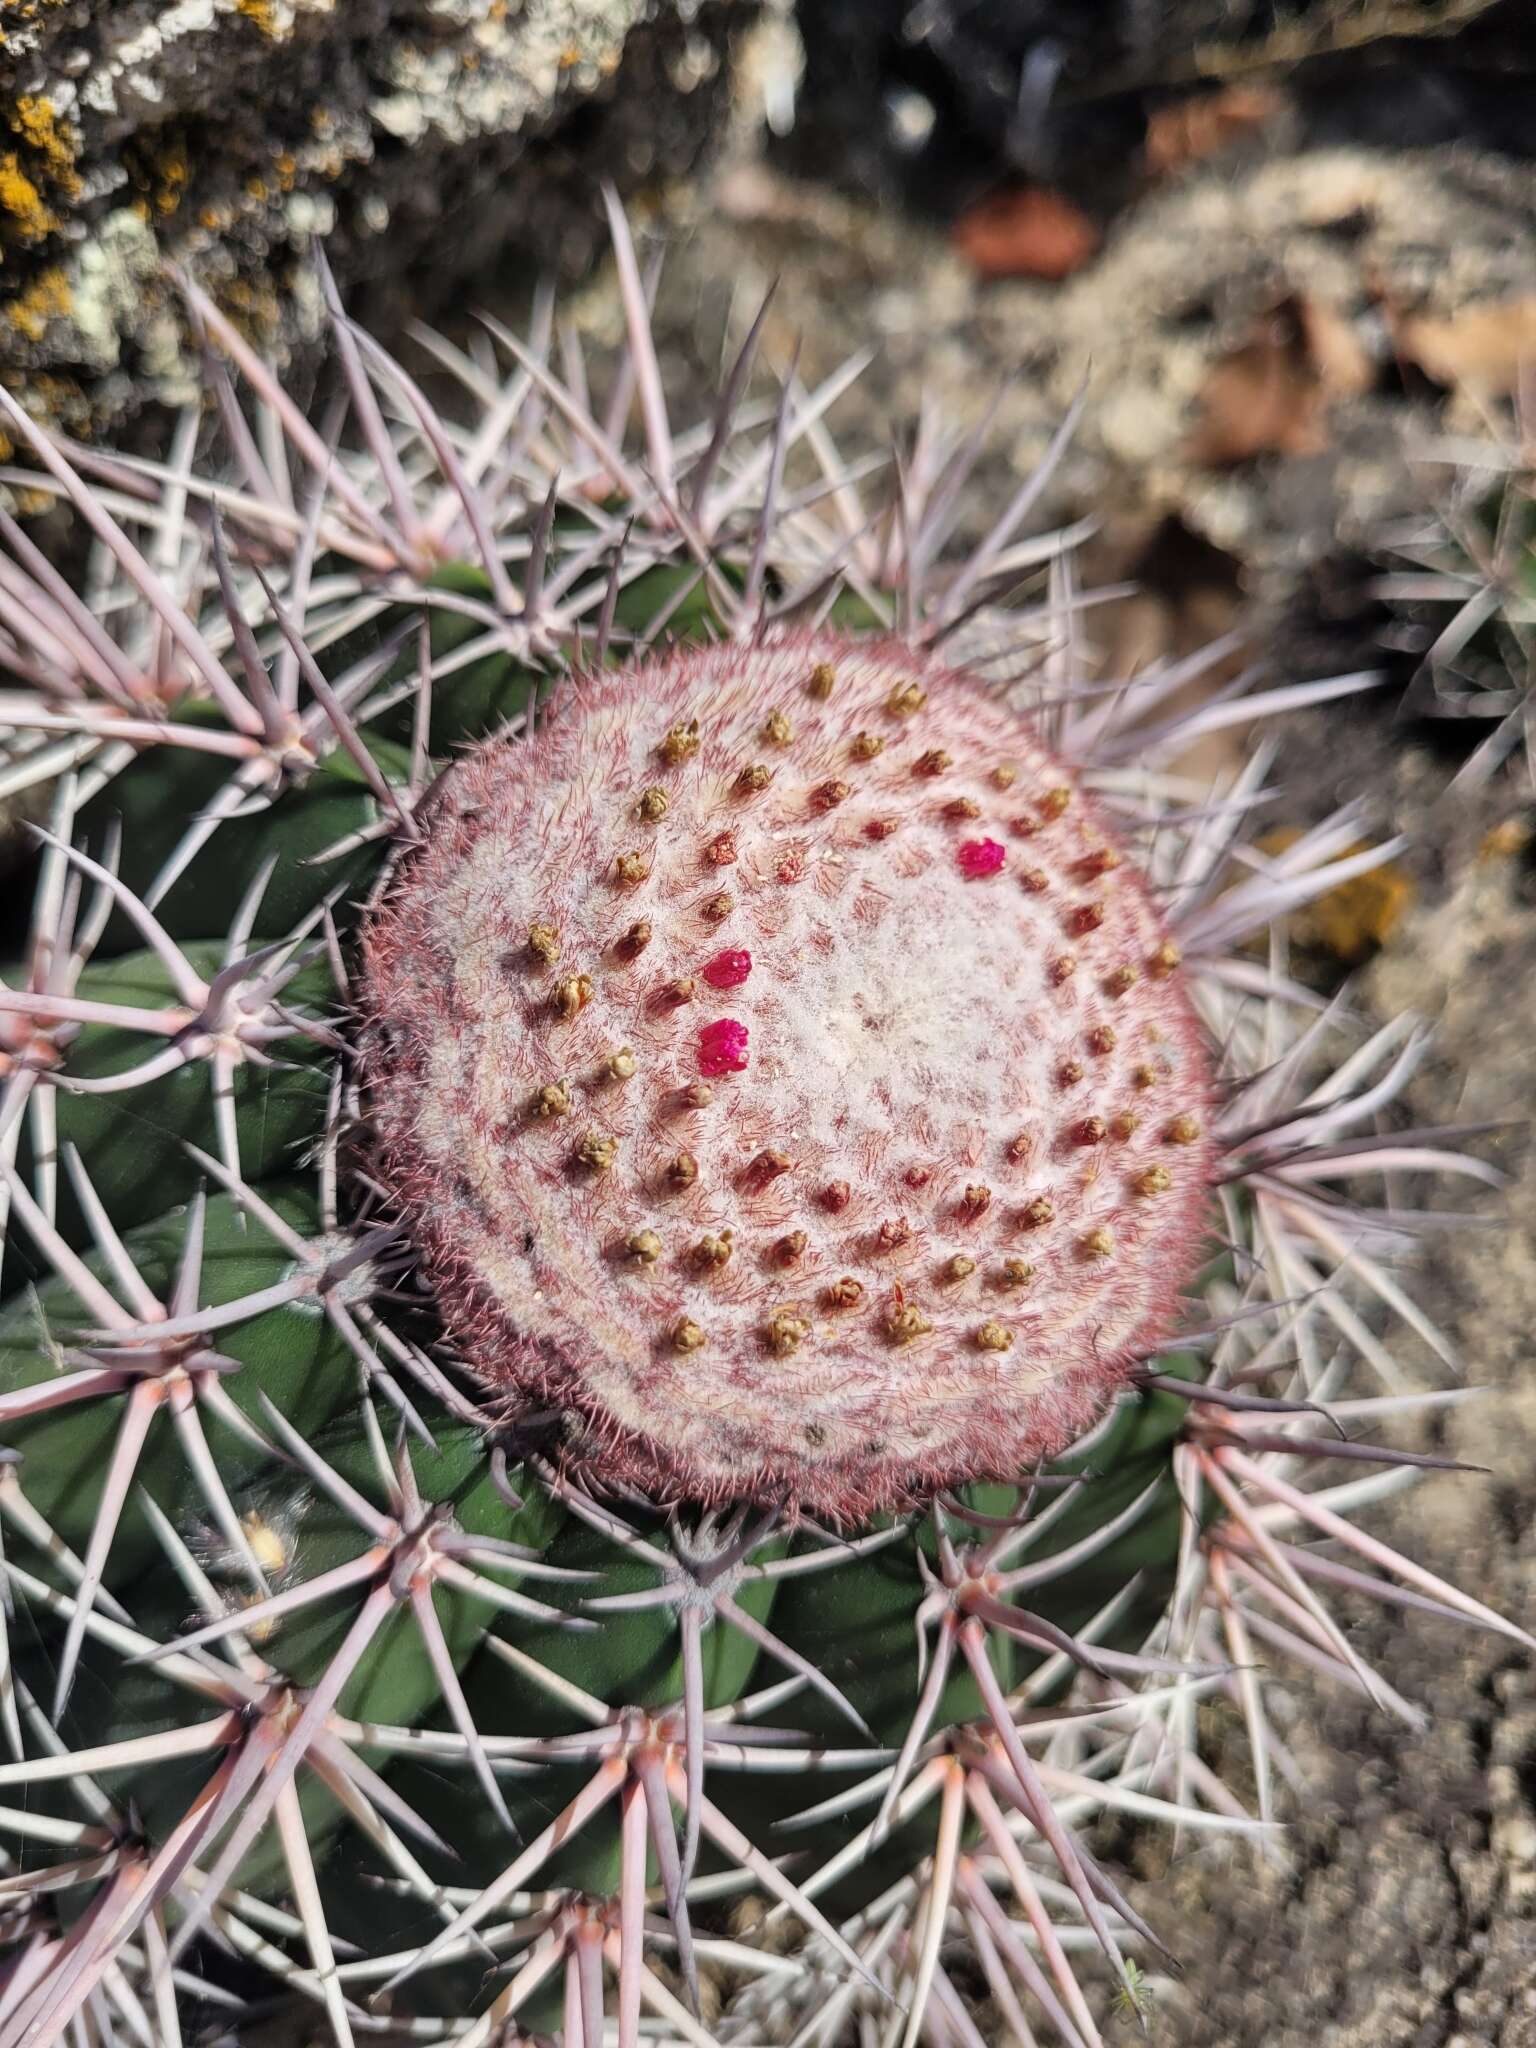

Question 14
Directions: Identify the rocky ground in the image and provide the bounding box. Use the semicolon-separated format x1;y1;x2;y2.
614;132;1534;647
1159;735;1536;2046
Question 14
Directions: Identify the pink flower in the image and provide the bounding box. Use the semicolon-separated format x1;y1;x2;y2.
697;1017;749;1075
957;837;1006;878
702;948;752;990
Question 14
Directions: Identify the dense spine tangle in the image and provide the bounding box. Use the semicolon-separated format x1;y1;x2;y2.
1373;429;1535;783
361;637;1214;1515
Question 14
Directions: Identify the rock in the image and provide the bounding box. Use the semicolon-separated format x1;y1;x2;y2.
647;138;1536;636
0;0;754;439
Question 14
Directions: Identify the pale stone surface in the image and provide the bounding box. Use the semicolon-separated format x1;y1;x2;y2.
0;0;751;435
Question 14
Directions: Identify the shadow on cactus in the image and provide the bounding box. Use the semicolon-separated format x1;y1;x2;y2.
0;197;1522;2047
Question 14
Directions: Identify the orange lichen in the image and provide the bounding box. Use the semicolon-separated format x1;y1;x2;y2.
5;265;70;341
0;157;56;243
1257;830;1413;963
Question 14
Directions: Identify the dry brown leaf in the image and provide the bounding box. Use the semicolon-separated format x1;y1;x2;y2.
1296;294;1374;398
1390;296;1536;399
1183;297;1328;465
951;185;1100;283
1183;292;1371;467
1143;86;1286;179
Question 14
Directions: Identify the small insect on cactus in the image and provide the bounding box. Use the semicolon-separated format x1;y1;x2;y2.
0;199;1521;2048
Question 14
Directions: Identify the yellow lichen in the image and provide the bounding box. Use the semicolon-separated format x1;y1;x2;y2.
214;273;287;347
147;143;191;217
5;264;70;341
0;96;79;249
1479;816;1532;862
13;98;78;186
0;157;56;242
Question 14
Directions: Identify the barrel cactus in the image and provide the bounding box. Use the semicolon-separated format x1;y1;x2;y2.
0;202;1519;2047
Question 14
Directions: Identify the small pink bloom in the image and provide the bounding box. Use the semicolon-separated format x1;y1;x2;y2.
698;1018;749;1076
957;837;1006;879
702;948;752;990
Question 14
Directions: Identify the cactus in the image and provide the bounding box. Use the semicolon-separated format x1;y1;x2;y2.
0;203;1520;2047
1374;421;1535;783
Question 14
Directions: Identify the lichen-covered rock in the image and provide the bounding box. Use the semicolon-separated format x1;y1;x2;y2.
0;0;752;437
